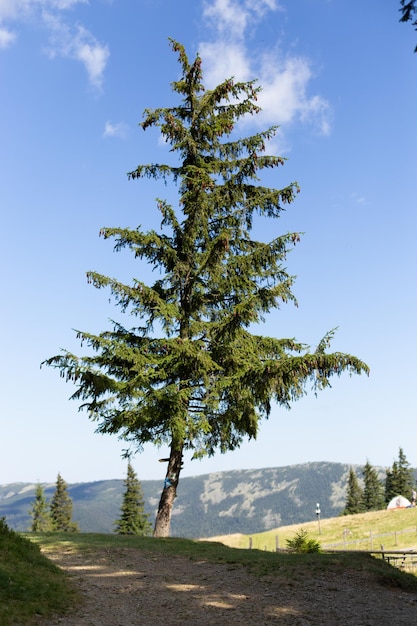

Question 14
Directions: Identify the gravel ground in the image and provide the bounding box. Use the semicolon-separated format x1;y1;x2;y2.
38;545;417;625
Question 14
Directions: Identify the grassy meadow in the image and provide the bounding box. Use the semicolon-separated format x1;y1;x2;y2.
208;506;417;552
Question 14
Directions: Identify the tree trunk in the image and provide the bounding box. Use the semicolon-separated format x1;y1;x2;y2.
153;443;183;537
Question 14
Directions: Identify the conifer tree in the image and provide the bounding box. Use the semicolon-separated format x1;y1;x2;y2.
50;473;79;532
342;467;363;515
43;40;369;537
361;461;385;512
385;447;415;502
115;462;151;535
29;484;52;532
385;465;396;503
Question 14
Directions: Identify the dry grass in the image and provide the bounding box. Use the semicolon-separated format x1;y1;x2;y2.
206;507;417;553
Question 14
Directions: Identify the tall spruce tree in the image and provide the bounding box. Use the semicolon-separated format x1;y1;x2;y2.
43;40;369;537
385;447;415;502
361;461;385;512
29;484;52;532
50;473;79;532
342;467;363;515
115;462;151;535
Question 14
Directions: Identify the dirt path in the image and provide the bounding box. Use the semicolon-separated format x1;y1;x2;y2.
39;546;417;625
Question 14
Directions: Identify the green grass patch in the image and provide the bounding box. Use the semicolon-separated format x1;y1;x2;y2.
0;519;77;625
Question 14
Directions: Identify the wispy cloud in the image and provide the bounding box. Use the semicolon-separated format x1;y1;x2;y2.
198;41;251;85
351;192;367;205
0;0;87;23
103;120;128;139
75;34;109;89
44;12;110;89
203;0;281;37
0;0;109;88
200;0;332;137
0;24;15;48
0;0;24;47
259;52;332;134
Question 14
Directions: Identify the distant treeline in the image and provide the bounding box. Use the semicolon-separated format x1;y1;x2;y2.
3;459;417;538
342;448;416;515
28;464;151;536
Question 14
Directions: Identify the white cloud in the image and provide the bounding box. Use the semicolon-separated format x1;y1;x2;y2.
300;94;332;136
44;10;110;89
103;120;128;139
198;41;250;85
0;0;31;21
72;26;110;89
200;0;332;136
0;0;109;88
0;0;86;21
203;0;281;39
203;0;250;38
49;0;87;8
0;25;15;47
258;53;332;134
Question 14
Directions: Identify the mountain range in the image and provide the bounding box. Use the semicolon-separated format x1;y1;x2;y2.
0;462;406;538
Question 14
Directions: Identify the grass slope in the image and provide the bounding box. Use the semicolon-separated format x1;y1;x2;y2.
0;519;76;626
209;507;417;553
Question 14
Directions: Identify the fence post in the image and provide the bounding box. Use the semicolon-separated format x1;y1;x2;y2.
249;537;253;549
370;530;373;551
275;535;279;551
395;531;398;547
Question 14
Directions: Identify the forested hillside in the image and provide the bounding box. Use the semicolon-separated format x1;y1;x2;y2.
2;462;415;538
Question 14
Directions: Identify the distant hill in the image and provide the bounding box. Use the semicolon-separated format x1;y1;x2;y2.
2;462;414;538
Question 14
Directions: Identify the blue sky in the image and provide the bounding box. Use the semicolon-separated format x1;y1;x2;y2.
1;0;416;486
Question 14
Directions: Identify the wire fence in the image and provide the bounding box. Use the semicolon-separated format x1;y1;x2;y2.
247;526;417;552
323;526;417;551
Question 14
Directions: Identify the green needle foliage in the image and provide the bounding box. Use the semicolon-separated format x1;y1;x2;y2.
385;447;416;503
29;484;52;532
115;462;151;536
342;467;363;515
43;40;369;537
361;461;385;512
50;474;79;533
286;528;321;553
